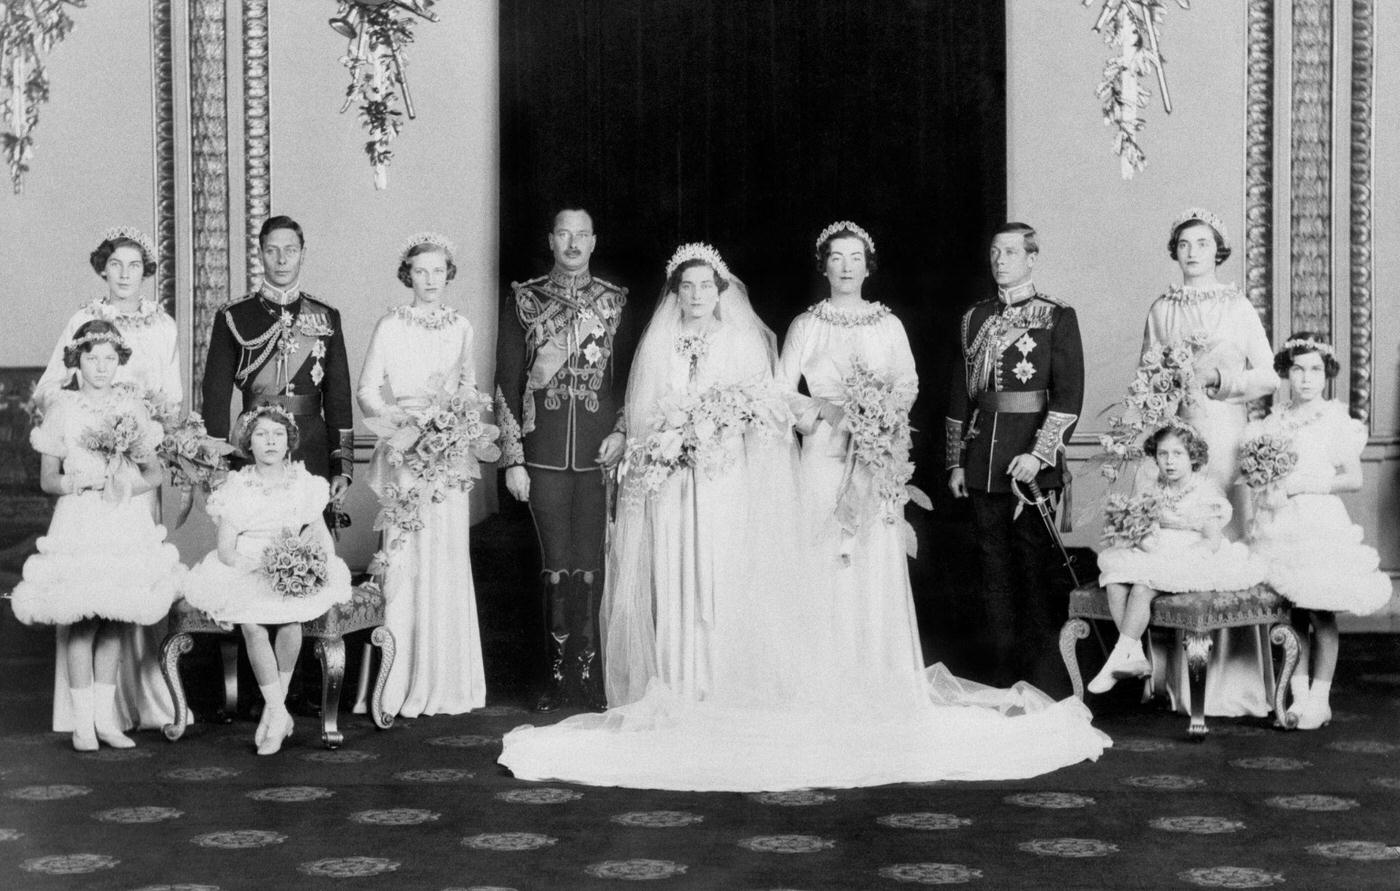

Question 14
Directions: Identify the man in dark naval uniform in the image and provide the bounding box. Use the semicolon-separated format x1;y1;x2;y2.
946;222;1084;695
202;215;355;495
496;207;632;712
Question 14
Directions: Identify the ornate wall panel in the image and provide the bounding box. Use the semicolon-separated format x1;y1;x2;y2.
151;0;176;319
189;0;230;406
1244;0;1274;327
1289;0;1333;336
244;0;270;293
1349;0;1374;424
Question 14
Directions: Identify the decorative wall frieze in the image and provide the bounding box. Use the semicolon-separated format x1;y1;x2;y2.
189;0;231;407
1288;0;1333;336
1244;0;1274;329
151;0;176;319
244;0;271;293
1349;0;1374;425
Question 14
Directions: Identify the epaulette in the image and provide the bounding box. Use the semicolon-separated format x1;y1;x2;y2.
300;293;335;311
1032;292;1068;307
510;275;548;293
591;275;628;298
216;294;257;313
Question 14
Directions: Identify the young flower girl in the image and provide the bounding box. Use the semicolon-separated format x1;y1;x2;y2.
180;405;353;754
1243;334;1390;729
10;321;184;751
1090;422;1264;693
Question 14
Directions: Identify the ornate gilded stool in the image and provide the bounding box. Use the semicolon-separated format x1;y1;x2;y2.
160;584;396;748
1059;583;1302;739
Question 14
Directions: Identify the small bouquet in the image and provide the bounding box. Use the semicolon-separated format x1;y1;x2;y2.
833;357;931;560
1092;334;1210;484
1100;492;1162;549
260;527;329;598
622;379;793;500
1237;434;1298;490
130;387;235;525
79;403;160;502
365;379;501;573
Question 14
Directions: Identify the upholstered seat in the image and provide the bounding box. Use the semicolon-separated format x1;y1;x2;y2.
160;583;395;748
1060;583;1302;738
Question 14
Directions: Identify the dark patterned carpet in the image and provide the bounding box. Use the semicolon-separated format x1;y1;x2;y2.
1;510;1399;889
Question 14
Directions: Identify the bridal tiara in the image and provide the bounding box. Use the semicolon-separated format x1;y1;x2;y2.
399;231;457;262
815;220;876;254
665;242;731;280
101;226;157;260
1170;208;1229;247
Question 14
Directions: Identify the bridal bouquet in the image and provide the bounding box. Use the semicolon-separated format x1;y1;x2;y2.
833;357;931;560
1093;334;1210;483
1100;492;1162;549
622;380;792;499
365;380;501;572
78;403;161;502
260;528;329;598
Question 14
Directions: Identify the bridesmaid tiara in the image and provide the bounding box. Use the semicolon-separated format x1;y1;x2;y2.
665;242;731;280
1282;337;1335;357
70;329;130;351
399;231;457;262
815;220;876;255
100;226;157;260
237;403;299;438
1169;208;1229;248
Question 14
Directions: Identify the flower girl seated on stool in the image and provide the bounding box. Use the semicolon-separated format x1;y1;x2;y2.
10;320;185;751
1241;333;1391;729
1090;421;1265;694
180;405;353;754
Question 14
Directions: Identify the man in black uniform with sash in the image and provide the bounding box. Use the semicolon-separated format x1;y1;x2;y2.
496;207;631;712
946;222;1084;695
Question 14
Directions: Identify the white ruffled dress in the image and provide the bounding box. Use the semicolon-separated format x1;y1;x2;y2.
1098;476;1266;592
10;390;183;626
180;464;353;624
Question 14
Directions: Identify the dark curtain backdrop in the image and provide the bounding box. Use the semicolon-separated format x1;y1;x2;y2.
500;0;1007;498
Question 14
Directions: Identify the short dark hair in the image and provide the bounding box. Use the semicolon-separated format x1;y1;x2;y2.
63;320;132;368
89;237;157;279
234;404;301;456
1168;219;1231;266
1273;331;1341;379
397;242;458;288
1144;422;1209;471
259;215;305;249
550;207;593;232
815;226;878;272
664;258;731;297
993;222;1039;255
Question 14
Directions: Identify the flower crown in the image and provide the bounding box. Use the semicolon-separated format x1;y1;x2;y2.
1156;416;1201;439
1282;337;1335;357
70;329;130;351
399;231;456;262
1170;208;1229;248
101;226;157;261
236;403;299;441
815;220;876;256
665;242;731;280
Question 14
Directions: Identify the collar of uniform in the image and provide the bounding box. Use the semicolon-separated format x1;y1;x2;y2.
998;281;1037;306
548;268;592;291
260;281;302;306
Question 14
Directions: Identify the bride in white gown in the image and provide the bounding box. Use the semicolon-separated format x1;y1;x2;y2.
499;240;1109;791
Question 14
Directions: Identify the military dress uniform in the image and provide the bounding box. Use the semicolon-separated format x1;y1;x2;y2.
201;285;355;484
495;268;632;710
945;280;1084;692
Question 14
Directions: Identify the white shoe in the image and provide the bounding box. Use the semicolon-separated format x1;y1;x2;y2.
1296;696;1332;731
257;709;293;756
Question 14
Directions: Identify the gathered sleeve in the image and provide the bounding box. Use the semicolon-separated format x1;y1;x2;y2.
33;312;86;411
884;314;919;406
205;474;247;528
153;311;183;403
456;318;478;392
1215;299;1278;402
298;470;333;525
777;314;820;434
1326;402;1369;465
29;395;70;458
356;315;393;419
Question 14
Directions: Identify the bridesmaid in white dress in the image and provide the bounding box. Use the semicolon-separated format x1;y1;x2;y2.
34;228;180;735
1139;209;1278;718
777;221;925;705
356;233;486;717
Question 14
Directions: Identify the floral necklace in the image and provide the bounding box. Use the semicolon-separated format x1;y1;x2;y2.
82;297;162;328
391;303;459;330
248;462;295;495
810;299;890;327
1274;400;1327;434
1161;282;1242;304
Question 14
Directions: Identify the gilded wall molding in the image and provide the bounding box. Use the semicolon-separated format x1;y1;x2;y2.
244;0;270;294
151;0;176;320
1349;0;1374;425
1289;0;1332;336
1244;0;1274;327
190;0;231;406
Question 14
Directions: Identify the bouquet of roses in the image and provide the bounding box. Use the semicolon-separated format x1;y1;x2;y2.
1237;433;1297;490
127;387;235;525
79;404;161;502
1092;334;1211;484
622;379;793;500
833;357;931;560
260;527;329;598
365;379;501;573
1100;491;1162;549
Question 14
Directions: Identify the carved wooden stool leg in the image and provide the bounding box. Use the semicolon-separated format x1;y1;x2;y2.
370;626;396;730
1184;631;1213;740
351;642;374;715
314;637;346;748
1271;622;1303;730
160;633;194;741
1059;619;1090;700
217;638;240;722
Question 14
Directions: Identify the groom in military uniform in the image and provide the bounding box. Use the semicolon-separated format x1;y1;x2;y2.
202;214;355;714
496;207;632;712
946;222;1084;695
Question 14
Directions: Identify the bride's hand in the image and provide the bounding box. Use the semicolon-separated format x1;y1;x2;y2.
814;397;845;427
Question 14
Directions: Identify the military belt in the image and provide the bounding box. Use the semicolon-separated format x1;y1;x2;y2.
976;389;1048;413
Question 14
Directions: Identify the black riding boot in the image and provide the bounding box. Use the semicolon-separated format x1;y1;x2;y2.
533;571;570;712
573;569;607;711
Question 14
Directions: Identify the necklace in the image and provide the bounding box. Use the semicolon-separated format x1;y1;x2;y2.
1276;400;1327;433
1162;283;1241;305
83;297;162;328
391;304;459;330
809;299;890;327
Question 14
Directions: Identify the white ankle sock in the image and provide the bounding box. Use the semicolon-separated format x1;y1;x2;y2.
69;687;98;750
260;682;286;714
279;670;294;697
